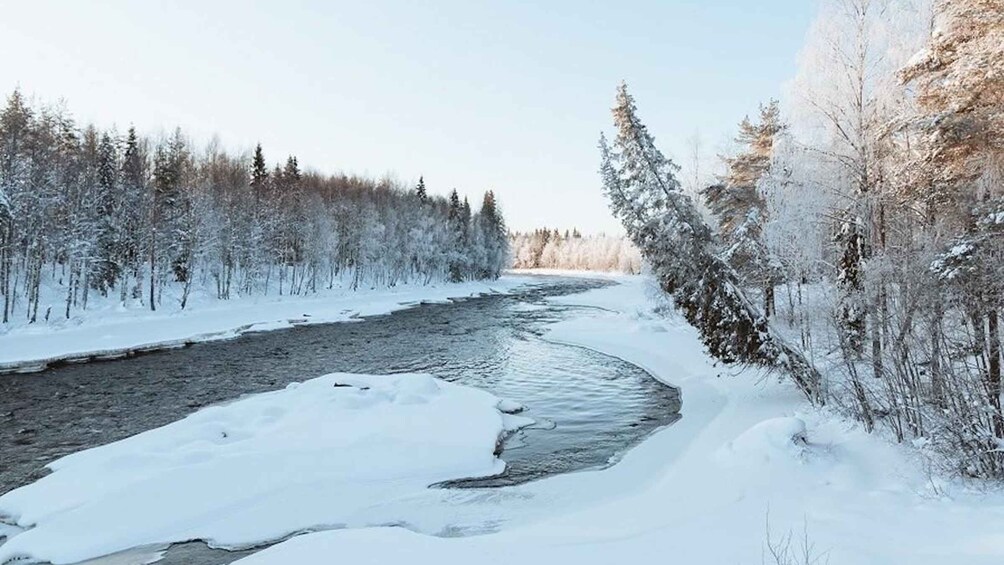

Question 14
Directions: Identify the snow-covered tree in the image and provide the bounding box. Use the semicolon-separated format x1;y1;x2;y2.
599;83;823;403
703;100;785;316
0;91;509;325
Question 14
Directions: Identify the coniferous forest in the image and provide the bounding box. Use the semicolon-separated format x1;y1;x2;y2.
0;94;509;325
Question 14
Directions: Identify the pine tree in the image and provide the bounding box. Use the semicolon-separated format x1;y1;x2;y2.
703;100;785;317
600;83;822;403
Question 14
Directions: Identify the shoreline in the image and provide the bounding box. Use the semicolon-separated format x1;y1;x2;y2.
0;275;551;375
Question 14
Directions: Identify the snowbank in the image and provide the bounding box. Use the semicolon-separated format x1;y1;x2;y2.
0;373;529;564
233;276;1004;565
0;276;534;373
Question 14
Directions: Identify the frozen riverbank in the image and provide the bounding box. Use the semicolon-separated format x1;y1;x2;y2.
0;373;531;564
233;276;1004;565
0;276;534;373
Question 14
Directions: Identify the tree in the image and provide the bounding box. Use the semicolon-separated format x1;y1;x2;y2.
415;175;427;201
0;89;32;323
250;143;268;207
91;131;121;294
476;190;508;279
149;128;190;309
903;0;1004;440
0;91;510;328
703;100;785;317
120;125;148;302
283;155;301;184
447;189;464;282
791;0;909;358
599;83;823;403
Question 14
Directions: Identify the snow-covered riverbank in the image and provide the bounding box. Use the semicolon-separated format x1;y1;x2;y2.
0;276;534;373
0;373;531;564
4;275;1004;564
231;276;1004;565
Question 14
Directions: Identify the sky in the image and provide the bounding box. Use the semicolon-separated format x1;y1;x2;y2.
0;0;819;233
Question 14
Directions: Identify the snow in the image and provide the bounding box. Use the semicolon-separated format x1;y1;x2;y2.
0;373;527;564
230;275;1004;565
715;416;808;467
0;275;534;373
5;275;1004;564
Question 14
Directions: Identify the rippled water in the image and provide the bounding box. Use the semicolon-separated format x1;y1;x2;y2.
0;276;680;563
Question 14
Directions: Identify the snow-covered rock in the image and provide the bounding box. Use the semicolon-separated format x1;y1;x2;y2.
717;416;808;466
496;399;526;414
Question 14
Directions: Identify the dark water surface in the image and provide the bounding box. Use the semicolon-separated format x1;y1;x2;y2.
0;276;680;563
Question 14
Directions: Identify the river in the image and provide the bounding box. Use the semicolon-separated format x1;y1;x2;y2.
0;275;680;564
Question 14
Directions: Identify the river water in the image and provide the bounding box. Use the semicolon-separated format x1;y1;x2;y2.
0;276;680;564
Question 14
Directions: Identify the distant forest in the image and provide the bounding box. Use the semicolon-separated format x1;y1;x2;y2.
510;229;641;273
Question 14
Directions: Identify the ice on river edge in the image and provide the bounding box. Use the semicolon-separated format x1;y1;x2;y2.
0;373;532;564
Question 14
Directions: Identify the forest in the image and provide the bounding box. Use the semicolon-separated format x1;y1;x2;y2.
509;229;641;273
0;97;509;325
602;0;1004;478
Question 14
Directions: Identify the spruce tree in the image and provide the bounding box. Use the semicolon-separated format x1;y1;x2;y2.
250;143;268;207
599;83;822;403
416;176;427;202
92;132;120;294
477;190;508;278
447;189;464;282
283;156;301;185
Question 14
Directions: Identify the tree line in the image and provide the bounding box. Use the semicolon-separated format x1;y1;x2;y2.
0;93;509;324
510;228;641;273
602;0;1004;478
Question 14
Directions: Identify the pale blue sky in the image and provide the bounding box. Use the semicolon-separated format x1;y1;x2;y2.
0;0;817;232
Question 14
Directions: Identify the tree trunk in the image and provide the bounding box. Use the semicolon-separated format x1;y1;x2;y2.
149;227;157;312
764;284;775;320
930;302;944;406
989;308;1003;439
